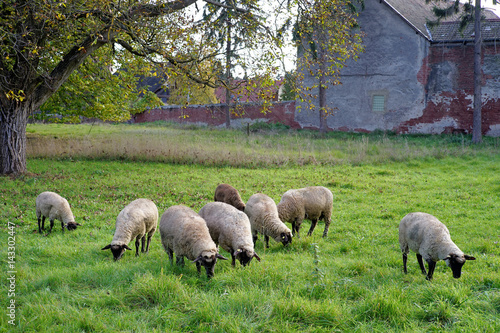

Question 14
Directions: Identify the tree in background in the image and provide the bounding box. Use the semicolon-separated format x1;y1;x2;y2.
292;0;364;133
0;0;363;174
428;0;498;143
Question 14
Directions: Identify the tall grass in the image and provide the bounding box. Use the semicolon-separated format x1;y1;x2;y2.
2;122;500;332
26;122;500;167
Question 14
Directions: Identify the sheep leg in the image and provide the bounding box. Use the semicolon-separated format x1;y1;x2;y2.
145;234;153;253
140;235;146;253
167;248;174;265
252;232;258;246
195;261;201;275
231;253;236;267
307;219;318;236
322;217;330;238
425;259;436;281
135;237;140;257
402;253;408;274
292;220;300;238
264;235;270;248
38;216;45;233
416;254;427;275
48;219;55;233
176;256;185;267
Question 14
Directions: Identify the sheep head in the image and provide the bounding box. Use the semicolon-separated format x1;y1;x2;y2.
64;222;81;231
193;252;228;278
277;232;292;246
234;248;261;266
102;244;133;261
444;253;476;278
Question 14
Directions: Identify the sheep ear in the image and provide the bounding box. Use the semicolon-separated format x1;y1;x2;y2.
101;244;111;250
124;245;133;251
443;255;452;261
464;255;476;260
216;253;228;260
233;249;243;256
253;252;261;262
192;255;202;263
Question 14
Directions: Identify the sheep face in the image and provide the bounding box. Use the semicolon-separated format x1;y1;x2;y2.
444;254;476;278
234;249;261;267
65;222;81;231
275;232;292;246
193;252;228;278
102;244;133;261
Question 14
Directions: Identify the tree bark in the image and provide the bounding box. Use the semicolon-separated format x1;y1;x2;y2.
0;104;29;174
472;0;482;143
225;19;232;128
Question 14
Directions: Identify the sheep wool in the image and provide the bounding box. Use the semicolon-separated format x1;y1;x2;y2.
399;212;476;280
244;193;292;248
36;191;80;234
277;186;333;238
214;183;246;211
160;205;227;278
101;199;158;261
199;202;261;267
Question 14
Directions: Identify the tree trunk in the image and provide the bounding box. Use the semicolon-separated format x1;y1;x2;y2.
0;104;29;174
225;20;232;129
318;40;328;134
472;0;482;143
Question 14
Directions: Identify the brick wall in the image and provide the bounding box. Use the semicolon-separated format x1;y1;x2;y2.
399;43;500;135
132;101;300;129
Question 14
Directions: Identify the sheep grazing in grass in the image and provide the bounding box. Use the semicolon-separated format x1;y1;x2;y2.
160;205;228;278
277;186;333;238
399;212;476;280
199;202;261;267
244;193;292;248
214;183;246;212
101;199;158;261
35;191;80;234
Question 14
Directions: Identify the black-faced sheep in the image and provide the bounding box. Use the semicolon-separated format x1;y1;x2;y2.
399;212;476;280
244;193;292;248
214;183;246;211
160;205;228;278
277;186;333;238
35;191;80;234
199;202;261;267
101;199;158;261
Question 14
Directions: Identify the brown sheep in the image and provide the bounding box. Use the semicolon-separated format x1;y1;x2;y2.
214;183;246;211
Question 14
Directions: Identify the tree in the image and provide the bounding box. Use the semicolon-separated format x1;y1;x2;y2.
0;0;275;175
0;0;363;175
293;0;364;133
428;0;498;143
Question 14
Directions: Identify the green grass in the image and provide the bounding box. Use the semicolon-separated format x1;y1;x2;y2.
1;122;500;332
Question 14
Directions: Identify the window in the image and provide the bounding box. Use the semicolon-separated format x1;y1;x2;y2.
372;95;386;112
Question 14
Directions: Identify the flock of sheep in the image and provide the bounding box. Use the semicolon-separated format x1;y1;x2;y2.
35;184;475;280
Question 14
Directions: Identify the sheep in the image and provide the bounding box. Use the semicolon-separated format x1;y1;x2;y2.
35;191;80;234
214;183;246;211
160;205;228;278
244;193;292;248
398;212;476;280
277;186;333;238
199;202;261;267
101;199;158;261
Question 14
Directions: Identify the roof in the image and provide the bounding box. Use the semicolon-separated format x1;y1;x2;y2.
430;19;500;42
382;0;500;42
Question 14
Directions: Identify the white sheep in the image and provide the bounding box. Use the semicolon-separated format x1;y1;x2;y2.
244;193;293;248
101;199;158;261
199;202;261;267
35;191;80;234
399;212;476;280
214;183;246;212
277;186;333;238
160;205;228;278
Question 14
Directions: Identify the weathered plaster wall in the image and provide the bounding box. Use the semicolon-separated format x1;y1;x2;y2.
296;0;429;132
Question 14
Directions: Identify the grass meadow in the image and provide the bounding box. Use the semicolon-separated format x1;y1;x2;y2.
1;122;500;332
